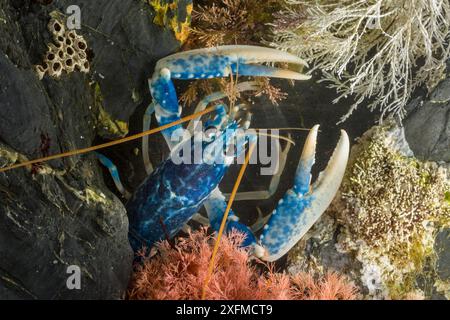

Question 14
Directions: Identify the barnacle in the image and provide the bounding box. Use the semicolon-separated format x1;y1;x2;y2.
34;18;90;80
333;120;450;299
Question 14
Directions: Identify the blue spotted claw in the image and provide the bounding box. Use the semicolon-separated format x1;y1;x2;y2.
255;125;350;262
149;45;311;148
153;45;310;81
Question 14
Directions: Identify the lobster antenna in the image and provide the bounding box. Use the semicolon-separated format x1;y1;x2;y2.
227;60;240;114
250;127;323;146
0;106;218;173
254;127;315;132
202;140;256;300
255;131;296;146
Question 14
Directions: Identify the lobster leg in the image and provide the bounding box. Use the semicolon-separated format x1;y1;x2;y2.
204;188;257;247
95;152;131;199
149;69;183;150
142;102;155;175
224;136;292;201
187;81;260;133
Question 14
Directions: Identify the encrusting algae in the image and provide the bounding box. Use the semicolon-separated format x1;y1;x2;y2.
333;120;450;299
93;83;129;139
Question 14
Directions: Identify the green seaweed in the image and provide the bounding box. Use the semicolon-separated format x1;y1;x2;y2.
93;83;129;139
148;0;192;44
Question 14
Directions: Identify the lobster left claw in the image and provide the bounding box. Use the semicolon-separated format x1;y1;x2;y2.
149;45;311;148
256;126;350;262
153;45;310;82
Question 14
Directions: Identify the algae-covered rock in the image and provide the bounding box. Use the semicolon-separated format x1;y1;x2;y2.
335;121;449;299
0;0;190;299
287;120;450;300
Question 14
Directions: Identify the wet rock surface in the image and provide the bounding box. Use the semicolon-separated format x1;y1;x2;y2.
0;0;190;299
404;77;450;163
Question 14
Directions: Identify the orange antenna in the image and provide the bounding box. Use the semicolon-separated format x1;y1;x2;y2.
255;131;295;145
254;127;314;132
0;106;218;173
201;141;256;300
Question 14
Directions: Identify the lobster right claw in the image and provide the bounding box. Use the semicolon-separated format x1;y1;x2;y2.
258;126;350;262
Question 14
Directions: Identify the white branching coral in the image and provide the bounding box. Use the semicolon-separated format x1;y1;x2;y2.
333;120;450;299
270;0;450;121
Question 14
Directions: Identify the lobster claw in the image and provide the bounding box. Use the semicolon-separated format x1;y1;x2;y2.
150;45;311;149
257;125;350;262
153;45;311;81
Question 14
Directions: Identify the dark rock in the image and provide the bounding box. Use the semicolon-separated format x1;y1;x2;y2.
58;0;190;122
0;0;189;299
436;229;450;280
428;229;450;300
404;78;450;163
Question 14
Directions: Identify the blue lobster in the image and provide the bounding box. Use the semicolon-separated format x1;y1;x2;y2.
99;45;350;262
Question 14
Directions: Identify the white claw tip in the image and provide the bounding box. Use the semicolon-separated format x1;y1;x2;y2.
254;245;266;259
160;68;171;80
